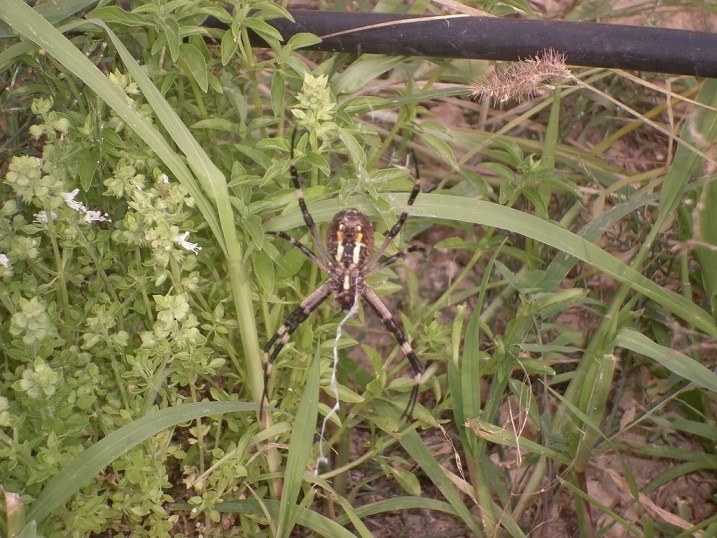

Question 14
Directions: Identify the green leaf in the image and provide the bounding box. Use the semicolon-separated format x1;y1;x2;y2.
164;17;181;62
220;28;238;65
385;402;486;536
522;186;549;217
180;43;208;92
417;130;459;171
491;137;524;166
191;118;237;131
336;127;366;175
332;55;403;95
466;417;572;465
252;249;274;295
86;6;147;27
322;383;363;403
236;144;273;171
658;80;717;217
573;354;616;473
389;467;421;496
244;17;284;47
79;150;99;192
244;214;264;249
502;0;535;15
271;70;285;116
287;32;322;50
303;151;331;177
251;1;293;21
483;161;517;182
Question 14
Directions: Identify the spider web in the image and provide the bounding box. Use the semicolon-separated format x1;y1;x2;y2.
315;293;360;473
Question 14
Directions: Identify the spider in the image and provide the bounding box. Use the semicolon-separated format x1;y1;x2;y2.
262;133;425;419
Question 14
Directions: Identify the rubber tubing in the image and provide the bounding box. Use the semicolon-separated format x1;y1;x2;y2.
232;10;717;77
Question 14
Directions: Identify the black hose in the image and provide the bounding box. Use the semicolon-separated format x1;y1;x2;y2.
230;10;717;78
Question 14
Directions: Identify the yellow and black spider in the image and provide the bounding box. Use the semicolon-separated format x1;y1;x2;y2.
262;132;424;419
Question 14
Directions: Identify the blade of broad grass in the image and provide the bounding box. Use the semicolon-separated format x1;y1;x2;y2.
465;418;573;466
27;402;258;524
306;473;374;538
325;494;374;538
276;348;321;538
0;0;97;37
668;418;717;443
658;79;717;218
370;403;486;537
396;419;526;537
226;484;464;530
649;460;717;492
218;499;358;538
266;194;717;338
339;86;469;115
615;329;717;393
221;473;374;538
455;246;502;435
572;354;617;474
638;444;717;468
351;497;459;518
1;2;265;408
694;179;717;307
645;79;717;307
558;477;641;535
93;16;267;404
539;192;660;291
447;246;503;528
552;78;717;455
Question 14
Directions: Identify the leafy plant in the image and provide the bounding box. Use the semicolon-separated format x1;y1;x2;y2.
2;0;717;537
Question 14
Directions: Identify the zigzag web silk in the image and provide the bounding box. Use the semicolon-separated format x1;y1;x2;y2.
315;293;360;472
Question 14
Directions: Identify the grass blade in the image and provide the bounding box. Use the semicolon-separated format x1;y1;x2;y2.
615;329;717;393
266;194;717;338
28;402;258;524
276;349;321;538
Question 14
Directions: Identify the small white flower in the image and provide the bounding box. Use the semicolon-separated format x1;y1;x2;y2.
62;190;111;223
84;210;111;223
34;210;57;223
159;173;169;184
0;254;11;269
174;231;201;254
63;189;86;212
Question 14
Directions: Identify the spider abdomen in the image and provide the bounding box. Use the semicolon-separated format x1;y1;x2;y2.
334;269;362;310
327;209;374;268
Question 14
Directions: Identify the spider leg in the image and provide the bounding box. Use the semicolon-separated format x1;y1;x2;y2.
262;281;333;416
268;231;331;273
361;288;422;419
366;245;426;276
365;179;421;267
290;130;332;265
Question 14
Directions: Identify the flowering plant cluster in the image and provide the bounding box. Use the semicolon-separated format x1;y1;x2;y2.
0;84;229;534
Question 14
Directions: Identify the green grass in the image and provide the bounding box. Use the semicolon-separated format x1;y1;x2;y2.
2;0;717;537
